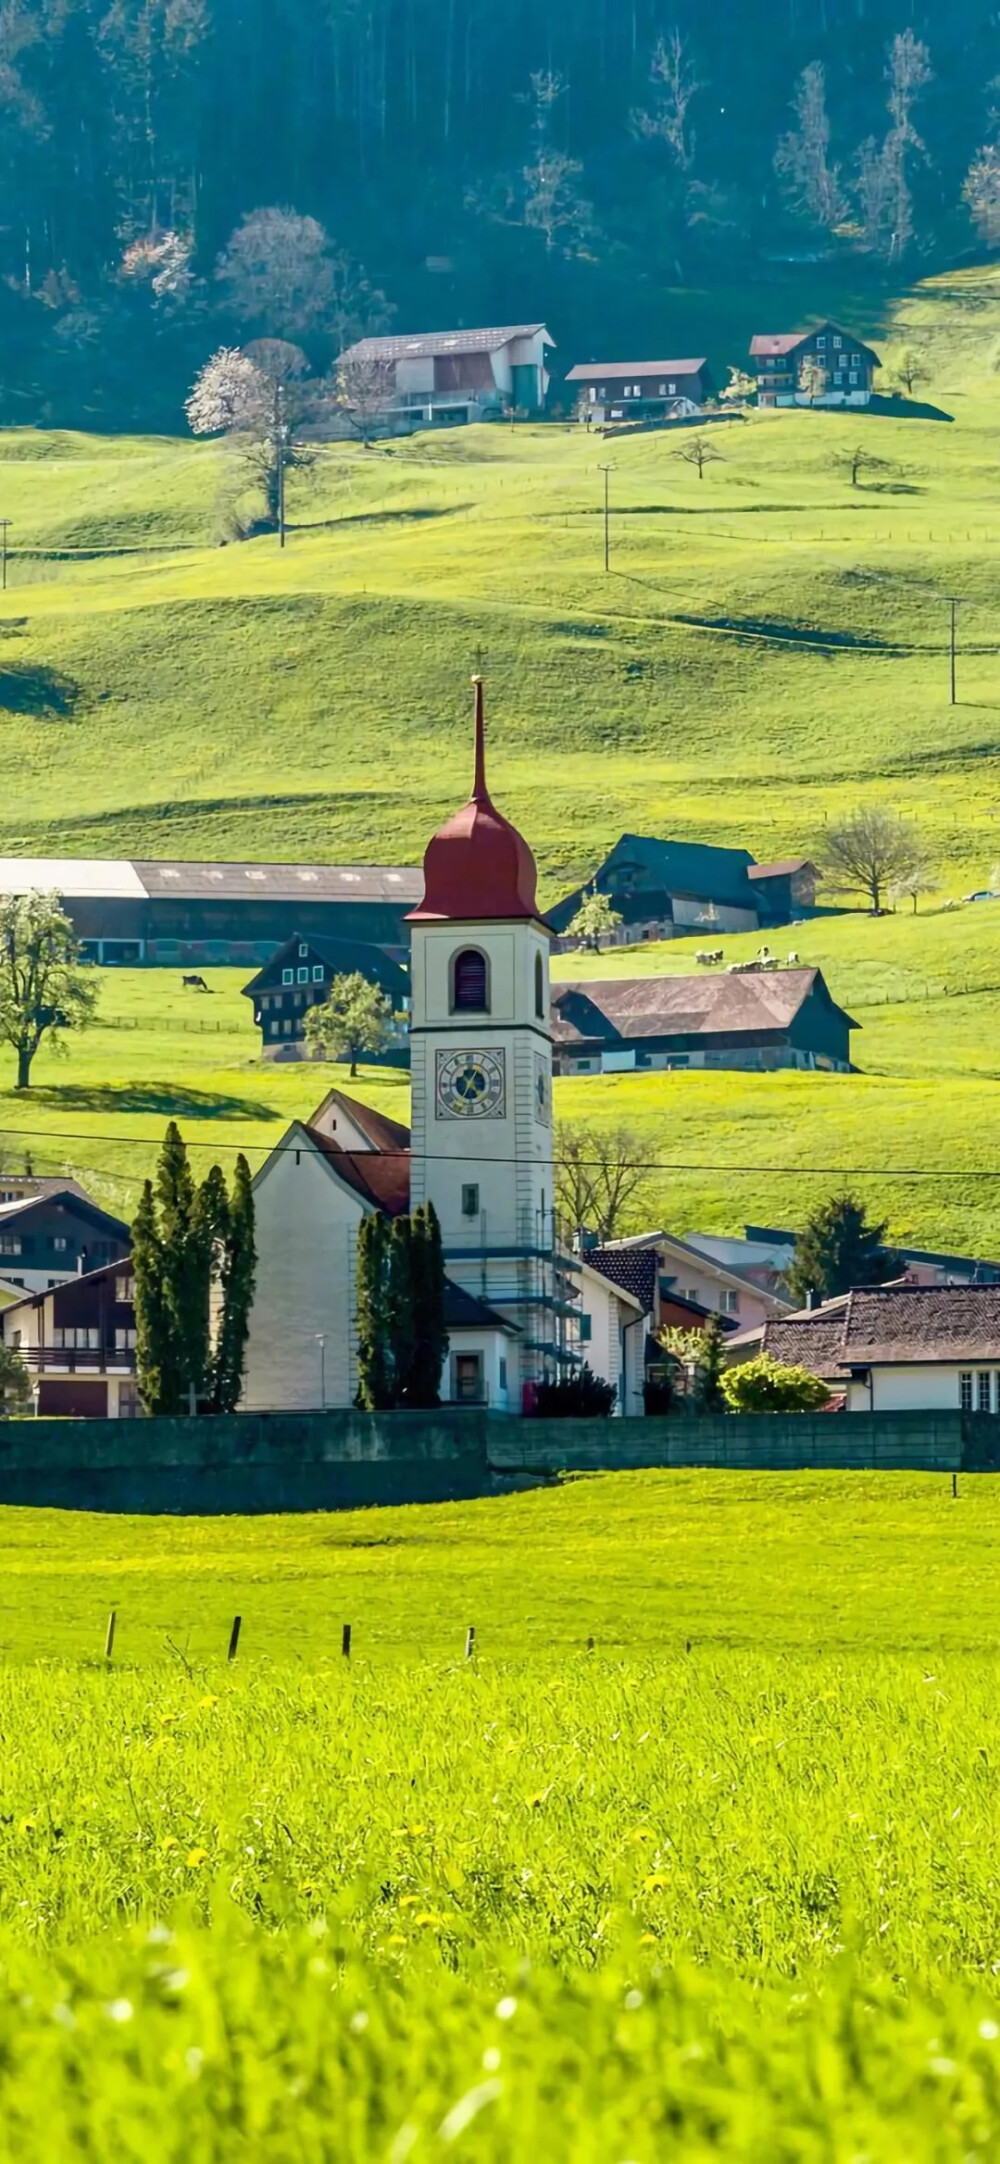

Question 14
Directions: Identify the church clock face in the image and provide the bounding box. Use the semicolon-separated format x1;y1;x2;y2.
435;1048;506;1120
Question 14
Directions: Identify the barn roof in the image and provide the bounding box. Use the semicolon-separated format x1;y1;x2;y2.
551;967;856;1045
0;859;423;905
565;359;707;381
342;324;551;362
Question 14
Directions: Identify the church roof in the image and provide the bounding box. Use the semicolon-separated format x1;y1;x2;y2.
408;680;539;923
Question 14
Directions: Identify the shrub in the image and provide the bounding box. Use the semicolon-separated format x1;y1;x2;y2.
721;1355;831;1413
532;1364;617;1418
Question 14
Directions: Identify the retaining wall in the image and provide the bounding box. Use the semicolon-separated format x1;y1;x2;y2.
0;1407;994;1514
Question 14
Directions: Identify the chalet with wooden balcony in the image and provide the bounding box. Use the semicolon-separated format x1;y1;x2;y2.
0;1187;130;1294
750;323;880;408
1;1259;139;1418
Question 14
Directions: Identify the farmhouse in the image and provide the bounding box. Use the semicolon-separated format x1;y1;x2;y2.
727;1285;1000;1414
242;932;411;1060
0;1257;139;1418
549;835;819;944
564;358;711;424
750;322;880;408
0;859;422;966
338;324;553;433
0;1187;130;1294
551;967;856;1075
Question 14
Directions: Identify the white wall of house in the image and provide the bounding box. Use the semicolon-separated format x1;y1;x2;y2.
578;1262;645;1415
242;1128;364;1412
445;1328;512;1410
671;898;760;933
846;1363;1000;1413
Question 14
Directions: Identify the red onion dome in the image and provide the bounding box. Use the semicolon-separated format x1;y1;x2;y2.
407;679;538;922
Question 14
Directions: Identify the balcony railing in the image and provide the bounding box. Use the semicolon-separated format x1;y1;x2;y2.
16;1344;137;1374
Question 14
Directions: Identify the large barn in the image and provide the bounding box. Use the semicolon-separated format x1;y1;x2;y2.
0;859;423;965
551;967;856;1074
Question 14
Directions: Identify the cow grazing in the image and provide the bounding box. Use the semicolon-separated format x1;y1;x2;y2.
181;973;210;990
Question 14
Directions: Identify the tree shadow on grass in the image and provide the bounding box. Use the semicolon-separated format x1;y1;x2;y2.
20;1083;279;1121
0;664;78;718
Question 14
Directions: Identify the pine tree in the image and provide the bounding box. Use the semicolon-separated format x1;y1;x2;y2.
787;1193;898;1306
211;1153;257;1413
155;1121;212;1414
409;1201;449;1407
356;1213;393;1410
386;1214;416;1405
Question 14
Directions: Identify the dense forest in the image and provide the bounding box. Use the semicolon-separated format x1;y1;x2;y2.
2;0;1000;426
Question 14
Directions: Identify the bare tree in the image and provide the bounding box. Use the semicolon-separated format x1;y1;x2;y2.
670;433;725;479
797;355;826;405
820;806;924;915
855;32;932;259
834;445;895;488
890;347;929;397
522;74;594;256
555;1125;648;1243
963;145;1000;249
335;354;396;443
631;31;702;172
774;62;847;232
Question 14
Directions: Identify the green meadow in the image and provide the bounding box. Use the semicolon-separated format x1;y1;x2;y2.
2;1472;1000;2154
3;264;1000;888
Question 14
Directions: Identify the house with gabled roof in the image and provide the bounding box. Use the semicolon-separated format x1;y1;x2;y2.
726;1284;1000;1413
549;833;820;945
337;323;554;434
750;322;880;409
564;358;711;424
0;1186;130;1295
242;931;410;1061
551;966;856;1076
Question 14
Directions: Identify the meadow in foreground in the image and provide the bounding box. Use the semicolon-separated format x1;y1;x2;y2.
0;1474;999;2153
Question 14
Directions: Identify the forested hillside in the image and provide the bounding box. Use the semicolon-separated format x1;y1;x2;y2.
4;0;1000;427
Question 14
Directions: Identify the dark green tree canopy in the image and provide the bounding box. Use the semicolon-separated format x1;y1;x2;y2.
786;1192;899;1307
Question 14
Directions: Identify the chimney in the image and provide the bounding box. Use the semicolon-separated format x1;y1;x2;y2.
806;1289;818;1311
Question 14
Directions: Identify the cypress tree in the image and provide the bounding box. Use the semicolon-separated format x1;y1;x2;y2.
155;1121;212;1415
409;1201;449;1408
386;1213;416;1406
131;1176;172;1415
211;1154;257;1413
356;1213;392;1410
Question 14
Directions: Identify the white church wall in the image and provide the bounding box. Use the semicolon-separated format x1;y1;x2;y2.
243;1132;363;1412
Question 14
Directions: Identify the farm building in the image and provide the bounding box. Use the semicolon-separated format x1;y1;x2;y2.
550;966;856;1074
242;932;411;1061
337;324;553;434
564;358;711;424
750;322;880;408
0;859;422;966
550;834;819;945
727;1285;1000;1413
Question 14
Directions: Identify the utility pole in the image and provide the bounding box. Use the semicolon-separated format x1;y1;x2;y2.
949;597;958;706
598;463;613;573
0;520;11;592
276;382;288;550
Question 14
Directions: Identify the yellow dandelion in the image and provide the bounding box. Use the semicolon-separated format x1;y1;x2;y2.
185;1846;209;1868
404;1824;428;1837
398;1893;421;1908
160;1835;178;1853
640;1931;658;1945
387;1934;406;1946
642;1871;670;1893
198;1695;217;1711
629;1828;654;1844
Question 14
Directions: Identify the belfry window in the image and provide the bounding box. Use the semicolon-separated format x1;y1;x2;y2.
451;948;490;1013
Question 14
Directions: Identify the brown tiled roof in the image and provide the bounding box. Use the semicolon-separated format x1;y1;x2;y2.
749;333;805;357
134;860;422;904
305;1128;411;1217
842;1284;1000;1365
565;359;706;381
319;1090;411;1154
342;325;549;362
551;968;853;1045
757;1315;852;1382
586;1247;657;1312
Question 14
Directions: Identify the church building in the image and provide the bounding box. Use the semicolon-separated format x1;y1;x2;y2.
241;683;584;1414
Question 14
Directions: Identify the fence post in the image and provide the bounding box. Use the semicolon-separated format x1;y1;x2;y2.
104;1608;116;1661
227;1614;242;1661
342;1622;352;1659
465;1625;476;1660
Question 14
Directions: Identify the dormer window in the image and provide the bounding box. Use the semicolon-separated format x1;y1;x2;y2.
451;948;490;1013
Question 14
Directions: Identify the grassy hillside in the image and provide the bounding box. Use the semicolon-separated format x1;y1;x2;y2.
4;267;1000;889
5;893;1000;1255
3;1476;1000;2152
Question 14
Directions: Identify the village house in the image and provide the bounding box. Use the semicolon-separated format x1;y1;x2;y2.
583;1231;791;1403
726;1285;1000;1414
242;932;410;1060
549;835;819;946
750;323;880;409
0;1187;130;1295
576;1258;647;1415
564;358;711;424
1;1258;139;1418
696;1225;1000;1296
551;967;856;1076
337;324;553;435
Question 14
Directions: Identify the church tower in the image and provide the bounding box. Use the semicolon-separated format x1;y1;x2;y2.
408;680;566;1403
